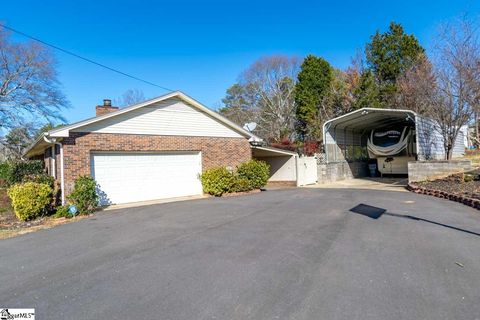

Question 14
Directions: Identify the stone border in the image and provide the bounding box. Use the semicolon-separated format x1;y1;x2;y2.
407;183;480;210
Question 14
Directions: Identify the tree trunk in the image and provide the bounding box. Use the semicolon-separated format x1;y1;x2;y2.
476;111;479;147
446;146;453;160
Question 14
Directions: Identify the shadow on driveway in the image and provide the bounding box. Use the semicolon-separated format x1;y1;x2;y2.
350;203;480;237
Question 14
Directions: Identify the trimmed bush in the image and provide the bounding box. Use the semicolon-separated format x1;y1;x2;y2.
7;182;53;221
236;160;270;189
200;160;270;196
68;175;99;214
0;160;45;186
200;167;235;196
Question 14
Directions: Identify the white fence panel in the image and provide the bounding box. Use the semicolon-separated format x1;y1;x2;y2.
297;156;318;186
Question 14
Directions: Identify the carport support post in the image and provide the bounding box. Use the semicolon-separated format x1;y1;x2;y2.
333;126;337;162
295;155;300;187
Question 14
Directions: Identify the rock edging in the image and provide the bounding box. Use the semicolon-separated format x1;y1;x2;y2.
407;183;480;210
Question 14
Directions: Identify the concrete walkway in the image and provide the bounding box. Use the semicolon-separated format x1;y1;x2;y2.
310;177;408;192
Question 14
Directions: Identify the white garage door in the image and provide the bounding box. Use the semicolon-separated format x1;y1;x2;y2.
91;152;202;205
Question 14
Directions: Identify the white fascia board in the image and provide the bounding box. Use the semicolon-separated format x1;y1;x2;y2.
252;146;298;156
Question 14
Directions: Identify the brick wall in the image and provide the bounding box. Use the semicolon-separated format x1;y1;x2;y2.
61;132;252;194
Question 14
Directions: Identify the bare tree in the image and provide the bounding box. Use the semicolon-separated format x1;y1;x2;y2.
432;18;479;158
394;17;480;159
395;56;437;114
0;125;35;159
0;27;68;130
239;55;300;142
114;88;146;106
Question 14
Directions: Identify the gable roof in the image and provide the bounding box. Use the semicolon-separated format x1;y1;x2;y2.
25;91;261;157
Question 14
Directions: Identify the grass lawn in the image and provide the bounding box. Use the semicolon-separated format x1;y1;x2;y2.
465;150;480;167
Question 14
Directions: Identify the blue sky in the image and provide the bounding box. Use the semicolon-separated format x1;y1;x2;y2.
3;0;480;124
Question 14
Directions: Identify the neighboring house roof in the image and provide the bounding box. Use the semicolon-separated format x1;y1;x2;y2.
24;91;261;157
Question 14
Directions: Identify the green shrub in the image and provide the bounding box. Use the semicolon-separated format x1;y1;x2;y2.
236;160;270;189
0;160;45;186
231;177;252;193
200;167;235;196
23;174;55;187
68;175;99;214
53;205;72;218
7;182;53;221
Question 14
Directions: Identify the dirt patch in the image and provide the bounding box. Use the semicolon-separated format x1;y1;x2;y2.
417;170;480;200
217;189;262;198
0;188;89;240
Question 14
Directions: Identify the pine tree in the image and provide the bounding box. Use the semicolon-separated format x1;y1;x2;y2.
365;22;425;105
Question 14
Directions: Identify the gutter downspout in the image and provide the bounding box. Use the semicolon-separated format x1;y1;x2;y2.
44;135;65;205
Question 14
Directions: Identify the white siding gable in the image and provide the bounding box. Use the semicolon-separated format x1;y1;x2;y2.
72;98;243;138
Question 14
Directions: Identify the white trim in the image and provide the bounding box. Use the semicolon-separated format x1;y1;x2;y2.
24;91;261;157
58;142;65;205
43;136;65;205
251;146;298;156
47;91;260;140
51;145;56;179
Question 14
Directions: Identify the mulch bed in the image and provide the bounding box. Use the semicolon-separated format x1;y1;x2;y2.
407;169;480;210
217;189;262;198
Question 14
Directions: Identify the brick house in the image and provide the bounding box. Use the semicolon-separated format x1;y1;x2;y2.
24;91;264;205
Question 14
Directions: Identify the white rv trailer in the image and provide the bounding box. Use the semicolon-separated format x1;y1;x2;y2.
323;108;465;175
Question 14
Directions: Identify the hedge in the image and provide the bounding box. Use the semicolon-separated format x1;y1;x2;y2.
200;160;270;196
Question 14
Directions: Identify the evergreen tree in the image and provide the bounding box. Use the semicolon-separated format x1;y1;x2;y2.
294;55;333;140
365;22;425;105
352;70;382;109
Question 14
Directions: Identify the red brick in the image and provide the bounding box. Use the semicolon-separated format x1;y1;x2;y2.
61;132;252;195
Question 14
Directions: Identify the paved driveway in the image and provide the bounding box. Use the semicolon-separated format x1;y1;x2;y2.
1;188;479;320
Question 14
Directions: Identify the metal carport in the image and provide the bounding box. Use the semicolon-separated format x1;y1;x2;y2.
323;108;417;164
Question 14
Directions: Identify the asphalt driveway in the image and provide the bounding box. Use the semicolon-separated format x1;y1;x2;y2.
1;188;479;320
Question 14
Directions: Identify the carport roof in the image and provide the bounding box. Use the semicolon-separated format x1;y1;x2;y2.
251;146;297;157
323;108;417;131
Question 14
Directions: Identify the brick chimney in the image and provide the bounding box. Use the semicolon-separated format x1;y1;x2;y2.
96;99;119;116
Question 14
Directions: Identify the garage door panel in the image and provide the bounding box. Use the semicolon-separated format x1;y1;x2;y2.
91;152;202;205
